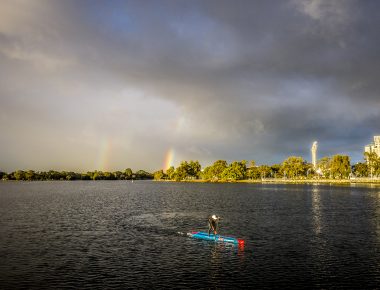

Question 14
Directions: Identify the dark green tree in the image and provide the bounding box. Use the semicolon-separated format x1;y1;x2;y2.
113;171;123;180
13;170;26;181
173;161;189;181
92;171;104;180
103;172;116;180
187;160;201;179
270;164;281;178
352;162;368;177
25;170;36;181
135;170;153;179
124;168;133;180
81;173;91;180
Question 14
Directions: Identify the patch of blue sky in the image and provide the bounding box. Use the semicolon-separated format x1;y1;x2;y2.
90;1;136;37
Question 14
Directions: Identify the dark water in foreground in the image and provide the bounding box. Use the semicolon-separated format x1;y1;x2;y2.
0;181;380;289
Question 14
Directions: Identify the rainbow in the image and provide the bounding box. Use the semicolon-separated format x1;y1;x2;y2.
97;138;112;172
163;148;175;171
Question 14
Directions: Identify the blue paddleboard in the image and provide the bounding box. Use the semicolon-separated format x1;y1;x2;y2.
187;231;244;245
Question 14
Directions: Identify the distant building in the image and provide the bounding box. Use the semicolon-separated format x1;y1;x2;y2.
311;141;318;169
365;136;380;156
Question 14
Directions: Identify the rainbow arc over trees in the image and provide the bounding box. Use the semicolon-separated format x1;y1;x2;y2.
163;148;175;172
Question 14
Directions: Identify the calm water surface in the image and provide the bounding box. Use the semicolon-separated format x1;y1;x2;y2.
0;181;380;289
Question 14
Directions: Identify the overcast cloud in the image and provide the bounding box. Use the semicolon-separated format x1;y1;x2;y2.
0;0;379;172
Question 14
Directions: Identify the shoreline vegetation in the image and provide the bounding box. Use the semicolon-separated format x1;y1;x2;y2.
156;178;380;185
153;152;380;185
1;152;380;185
0;169;153;181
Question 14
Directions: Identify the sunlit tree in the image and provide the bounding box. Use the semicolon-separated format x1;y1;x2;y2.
330;155;351;179
281;156;306;179
221;161;247;181
166;166;175;180
364;152;380;178
317;157;331;178
154;170;165;180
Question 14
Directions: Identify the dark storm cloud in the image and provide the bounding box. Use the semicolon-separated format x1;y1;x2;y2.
0;0;379;171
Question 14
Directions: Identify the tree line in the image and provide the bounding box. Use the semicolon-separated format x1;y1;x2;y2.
0;169;153;181
2;152;379;182
154;152;380;181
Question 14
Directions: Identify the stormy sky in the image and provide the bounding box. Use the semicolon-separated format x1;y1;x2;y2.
0;0;379;172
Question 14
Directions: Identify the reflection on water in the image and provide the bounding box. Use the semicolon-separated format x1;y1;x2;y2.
375;192;380;267
209;241;246;288
238;242;245;253
311;186;322;235
209;243;222;288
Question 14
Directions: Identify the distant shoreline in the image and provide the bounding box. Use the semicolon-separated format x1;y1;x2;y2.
155;178;380;185
2;178;380;186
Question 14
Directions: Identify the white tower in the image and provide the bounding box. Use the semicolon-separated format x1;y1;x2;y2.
311;141;318;169
365;136;380;156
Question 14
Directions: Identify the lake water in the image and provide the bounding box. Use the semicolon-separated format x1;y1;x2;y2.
0;181;379;288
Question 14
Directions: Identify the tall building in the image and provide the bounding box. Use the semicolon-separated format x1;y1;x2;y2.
311;141;318;169
365;136;380;156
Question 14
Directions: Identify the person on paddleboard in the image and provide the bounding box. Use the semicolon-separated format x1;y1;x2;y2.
208;214;221;236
